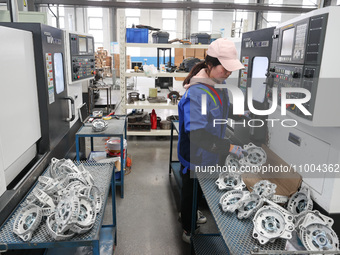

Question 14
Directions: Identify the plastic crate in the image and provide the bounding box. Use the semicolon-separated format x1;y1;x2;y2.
190;33;211;44
152;31;169;43
126;28;148;43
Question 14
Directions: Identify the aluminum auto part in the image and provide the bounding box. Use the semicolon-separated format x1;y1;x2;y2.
13;204;42;241
299;211;334;231
78;164;95;185
294;210;309;230
38;176;59;195
253;205;294;245
239;143;267;167
237;193;263;219
50;158;79;178
55;193;80;233
67;173;88;185
252;180;277;199
300;223;339;252
73;196;96;229
297;211;338;252
287;186;313;215
80;185;102;213
219;190;250;212
271;195;289;204
46;214;75;241
32;188;56;210
215;172;246;191
225;154;241;170
92;119;108;132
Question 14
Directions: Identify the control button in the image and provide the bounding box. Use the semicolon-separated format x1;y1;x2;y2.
292;72;300;78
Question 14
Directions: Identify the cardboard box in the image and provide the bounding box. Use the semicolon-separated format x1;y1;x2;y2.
185;48;195;58
175;48;184;57
105;56;112;67
113;54;131;77
195;49;205;60
242;145;302;197
175;77;185;81
175;55;184;66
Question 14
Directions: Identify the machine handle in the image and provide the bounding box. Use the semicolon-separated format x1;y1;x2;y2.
64;96;75;122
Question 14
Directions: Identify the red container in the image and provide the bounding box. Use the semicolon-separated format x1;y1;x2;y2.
150;109;157;129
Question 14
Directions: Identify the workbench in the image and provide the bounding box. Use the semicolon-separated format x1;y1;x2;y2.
168;121;290;254
191;176;287;254
0;161;116;255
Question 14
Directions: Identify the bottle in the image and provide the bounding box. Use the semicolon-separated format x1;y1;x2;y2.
150;109;157;129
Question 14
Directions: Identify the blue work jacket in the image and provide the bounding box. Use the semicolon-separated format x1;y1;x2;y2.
177;83;230;173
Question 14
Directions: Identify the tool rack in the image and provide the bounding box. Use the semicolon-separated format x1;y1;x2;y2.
0;161;117;255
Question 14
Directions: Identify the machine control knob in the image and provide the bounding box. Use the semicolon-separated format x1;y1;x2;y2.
304;70;314;78
292;72;300;78
269;68;276;72
73;64;80;73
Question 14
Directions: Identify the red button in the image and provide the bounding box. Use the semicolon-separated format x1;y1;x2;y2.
77;76;80;78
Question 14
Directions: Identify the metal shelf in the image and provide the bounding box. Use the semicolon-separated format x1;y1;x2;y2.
128;129;178;136
125;43;209;49
170;162;182;189
125;100;178;110
125;71;188;78
192;234;229;255
197;177;287;254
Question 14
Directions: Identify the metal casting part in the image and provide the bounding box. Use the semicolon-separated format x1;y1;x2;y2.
253;205;294;245
237;193;263;219
287;186;313;215
215;172;246;191
13;204;42;241
219;190;250;213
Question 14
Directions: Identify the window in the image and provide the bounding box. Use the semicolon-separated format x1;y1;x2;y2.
197;10;212;33
162;10;177;40
48;6;65;29
264;0;282;28
302;0;317;7
87;8;103;50
232;0;249;37
126;9;140;28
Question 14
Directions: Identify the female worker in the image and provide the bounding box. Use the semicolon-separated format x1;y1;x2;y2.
178;38;247;243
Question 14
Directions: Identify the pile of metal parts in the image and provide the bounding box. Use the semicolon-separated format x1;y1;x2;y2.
217;143;339;253
225;143;267;171
13;158;102;242
217;175;270;219
216;173;339;252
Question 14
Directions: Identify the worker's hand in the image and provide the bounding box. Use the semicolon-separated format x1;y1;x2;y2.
229;144;248;158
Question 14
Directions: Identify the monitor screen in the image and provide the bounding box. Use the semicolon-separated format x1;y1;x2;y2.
79;37;87;52
281;28;295;56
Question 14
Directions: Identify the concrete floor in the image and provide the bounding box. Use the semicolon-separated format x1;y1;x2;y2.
86;135;218;255
86;77;219;254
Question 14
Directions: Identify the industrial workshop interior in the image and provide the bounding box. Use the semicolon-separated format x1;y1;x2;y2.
2;0;340;254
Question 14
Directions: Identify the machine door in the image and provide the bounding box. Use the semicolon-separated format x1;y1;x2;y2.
42;25;72;149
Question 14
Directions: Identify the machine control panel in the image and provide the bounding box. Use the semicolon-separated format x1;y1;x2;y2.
69;33;95;82
71;56;95;81
266;64;305;115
